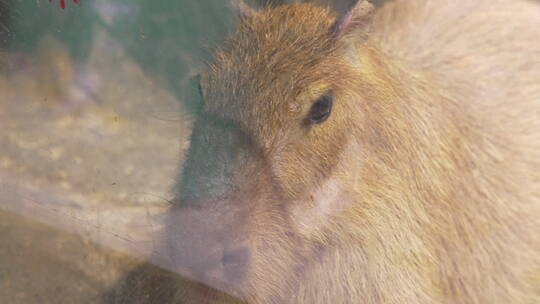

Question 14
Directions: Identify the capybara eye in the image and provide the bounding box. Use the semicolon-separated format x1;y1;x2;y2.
196;75;204;99
308;92;333;124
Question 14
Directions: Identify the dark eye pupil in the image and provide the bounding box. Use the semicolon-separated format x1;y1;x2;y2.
309;93;333;124
195;74;204;98
197;82;204;98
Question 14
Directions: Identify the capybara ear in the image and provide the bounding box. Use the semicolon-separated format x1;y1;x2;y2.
230;0;256;19
330;0;375;39
261;0;301;5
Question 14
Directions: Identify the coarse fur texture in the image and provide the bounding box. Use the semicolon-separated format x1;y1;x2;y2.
166;0;540;303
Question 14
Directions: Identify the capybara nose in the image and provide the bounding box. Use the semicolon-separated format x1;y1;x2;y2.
185;244;251;285
220;246;250;278
221;246;250;268
204;245;251;283
167;205;250;285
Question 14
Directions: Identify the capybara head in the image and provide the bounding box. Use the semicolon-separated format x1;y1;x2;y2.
164;0;540;303
168;1;376;301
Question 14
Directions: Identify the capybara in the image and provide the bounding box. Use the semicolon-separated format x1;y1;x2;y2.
164;0;540;303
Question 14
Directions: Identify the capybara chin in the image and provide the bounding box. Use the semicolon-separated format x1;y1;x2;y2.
165;0;540;303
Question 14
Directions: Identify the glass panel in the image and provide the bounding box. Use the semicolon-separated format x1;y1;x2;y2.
1;0;235;302
1;1;538;303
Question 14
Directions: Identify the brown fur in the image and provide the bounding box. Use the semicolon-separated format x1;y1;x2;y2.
169;0;540;303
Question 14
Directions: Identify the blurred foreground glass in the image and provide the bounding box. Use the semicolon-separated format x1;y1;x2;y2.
0;0;237;302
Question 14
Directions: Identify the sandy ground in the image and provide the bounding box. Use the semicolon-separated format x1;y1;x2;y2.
0;26;193;303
